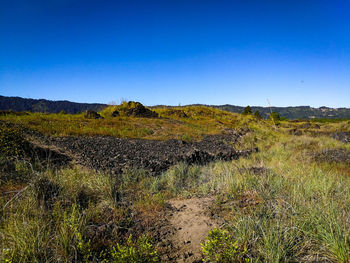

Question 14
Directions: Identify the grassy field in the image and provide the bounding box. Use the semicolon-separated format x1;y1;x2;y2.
0;105;255;140
1;104;350;262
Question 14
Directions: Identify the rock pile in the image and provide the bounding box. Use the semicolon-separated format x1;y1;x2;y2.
84;110;104;119
121;102;158;118
43;129;255;175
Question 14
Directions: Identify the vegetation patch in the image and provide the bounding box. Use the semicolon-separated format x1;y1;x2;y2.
1;105;350;262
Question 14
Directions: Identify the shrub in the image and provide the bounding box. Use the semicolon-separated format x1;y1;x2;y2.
110;234;159;262
242;106;252;115
201;228;251;263
254;110;262;119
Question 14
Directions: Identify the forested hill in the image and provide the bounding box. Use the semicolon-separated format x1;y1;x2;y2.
0;95;106;114
212;105;350;119
2;95;350;119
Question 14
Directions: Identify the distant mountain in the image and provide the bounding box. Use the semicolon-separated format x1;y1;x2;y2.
212;104;350;120
1;96;350;119
0;95;106;114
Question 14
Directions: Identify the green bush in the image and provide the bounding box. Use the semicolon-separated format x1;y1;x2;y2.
268;111;281;121
254;110;262;119
110;234;159;263
242;106;252;115
201;228;251;263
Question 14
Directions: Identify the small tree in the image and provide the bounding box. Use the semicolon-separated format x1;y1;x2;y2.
254;110;262;119
242;106;252;115
269;111;280;121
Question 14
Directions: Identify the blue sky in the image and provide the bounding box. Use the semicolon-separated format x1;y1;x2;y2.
1;0;349;107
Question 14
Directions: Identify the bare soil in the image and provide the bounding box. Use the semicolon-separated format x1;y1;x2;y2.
158;197;220;263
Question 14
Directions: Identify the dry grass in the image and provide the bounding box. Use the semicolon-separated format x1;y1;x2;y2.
2;105;350;262
0;105;251;140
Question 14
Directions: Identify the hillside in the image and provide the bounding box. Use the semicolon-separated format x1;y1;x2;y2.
0;95;106;114
212;104;350;119
2;95;350;119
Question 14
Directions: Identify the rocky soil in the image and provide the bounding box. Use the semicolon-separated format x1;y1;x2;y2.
332;132;350;143
313;148;350;164
36;129;256;175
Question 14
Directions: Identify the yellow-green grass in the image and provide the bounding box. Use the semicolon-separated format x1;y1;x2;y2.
2;104;349;141
2;106;350;262
2;123;350;262
153;128;350;262
0;106;253;140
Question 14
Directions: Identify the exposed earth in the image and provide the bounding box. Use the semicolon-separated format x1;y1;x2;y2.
164;197;219;263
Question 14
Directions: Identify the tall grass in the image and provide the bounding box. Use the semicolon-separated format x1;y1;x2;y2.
2;108;350;262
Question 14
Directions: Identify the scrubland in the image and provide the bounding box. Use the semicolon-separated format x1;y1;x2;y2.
1;104;350;262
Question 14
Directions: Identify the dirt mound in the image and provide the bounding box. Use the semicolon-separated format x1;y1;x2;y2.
313;148;350;164
0;121;71;169
121;101;158;118
41;129;255;175
0;122;71;183
332;132;350;143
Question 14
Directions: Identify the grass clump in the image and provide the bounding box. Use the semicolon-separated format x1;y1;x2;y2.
0;167;160;262
201;228;251;263
0;122;25;159
110;234;159;262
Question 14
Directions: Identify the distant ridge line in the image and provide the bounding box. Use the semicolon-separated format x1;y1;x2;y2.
1;95;350;119
0;95;106;114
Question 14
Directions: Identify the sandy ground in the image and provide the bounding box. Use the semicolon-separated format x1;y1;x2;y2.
166;197;218;263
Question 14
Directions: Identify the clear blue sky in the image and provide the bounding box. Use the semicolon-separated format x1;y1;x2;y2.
1;0;349;107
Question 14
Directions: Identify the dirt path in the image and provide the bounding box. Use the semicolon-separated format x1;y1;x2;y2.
164;197;219;263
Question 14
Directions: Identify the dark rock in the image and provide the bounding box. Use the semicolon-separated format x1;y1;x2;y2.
111;110;120;117
313;148;350;164
299;122;312;129
332;132;350;143
41;129;253;175
289;129;302;136
84;110;104;119
122;102;158;118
